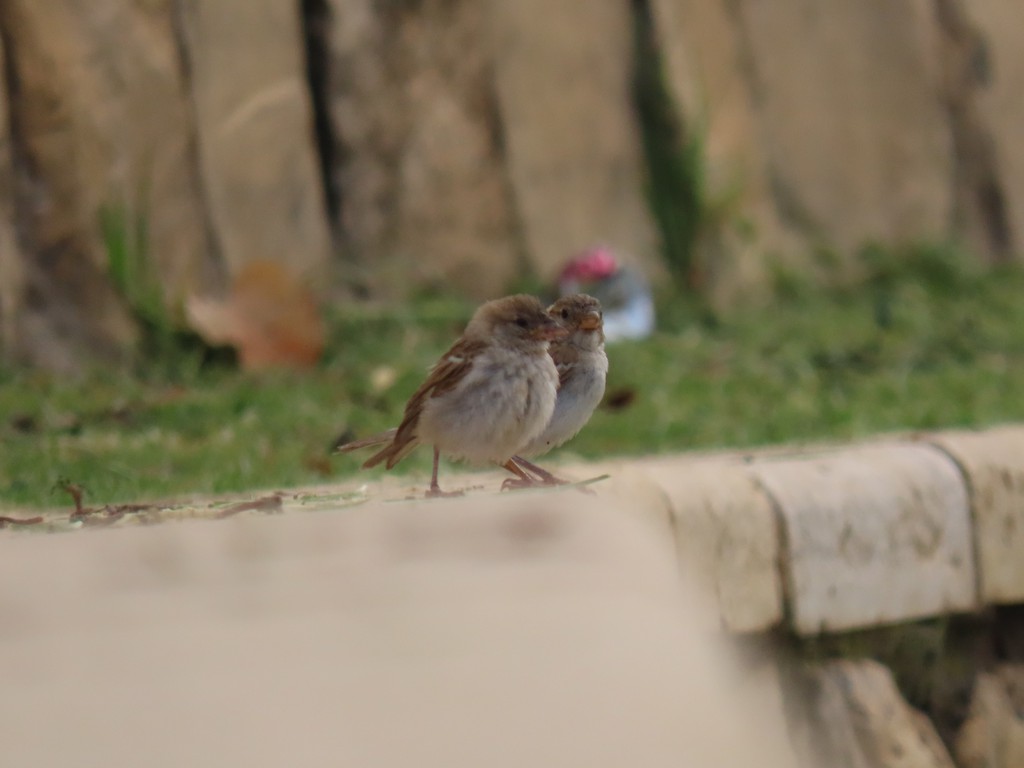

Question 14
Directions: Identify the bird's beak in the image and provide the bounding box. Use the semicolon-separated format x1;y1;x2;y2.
533;318;569;341
579;310;602;331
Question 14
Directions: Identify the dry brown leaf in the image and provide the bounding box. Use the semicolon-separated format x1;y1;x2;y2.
186;261;325;369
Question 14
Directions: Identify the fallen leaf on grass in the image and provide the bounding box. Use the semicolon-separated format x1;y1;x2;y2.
602;387;637;411
304;455;334;477
186;261;325;370
9;414;37;433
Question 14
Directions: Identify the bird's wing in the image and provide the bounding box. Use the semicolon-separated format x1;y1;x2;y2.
364;337;489;470
550;343;581;391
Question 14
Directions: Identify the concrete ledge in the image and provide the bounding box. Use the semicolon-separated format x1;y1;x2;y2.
551;425;1019;636
750;442;976;635
923;426;1024;605
634;456;784;633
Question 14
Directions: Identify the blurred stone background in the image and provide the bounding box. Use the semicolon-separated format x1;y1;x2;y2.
0;0;1020;369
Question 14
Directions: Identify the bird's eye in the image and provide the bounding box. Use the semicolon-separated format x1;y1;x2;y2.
515;317;529;328
560;308;570;320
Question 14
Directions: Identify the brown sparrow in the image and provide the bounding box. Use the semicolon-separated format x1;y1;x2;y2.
337;295;567;496
504;294;607;487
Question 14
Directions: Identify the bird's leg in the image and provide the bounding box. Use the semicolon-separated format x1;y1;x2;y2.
426;446;463;498
510;456;568;486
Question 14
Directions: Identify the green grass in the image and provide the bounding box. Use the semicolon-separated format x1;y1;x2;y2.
3;251;1024;510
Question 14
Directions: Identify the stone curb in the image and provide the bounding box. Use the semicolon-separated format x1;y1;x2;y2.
919;427;1024;605
751;442;975;635
563;425;1022;637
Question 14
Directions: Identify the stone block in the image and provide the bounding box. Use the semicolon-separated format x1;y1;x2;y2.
968;0;1024;256
926;426;1024;603
486;0;660;282
789;659;956;768
736;0;955;254
648;0;798;304
752;444;976;634
180;0;331;281
956;665;1024;768
0;0;207;366
323;0;519;298
0;30;23;359
637;457;784;633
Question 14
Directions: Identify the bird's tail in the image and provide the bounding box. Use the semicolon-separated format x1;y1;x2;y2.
339;426;419;470
363;434;419;470
334;427;398;454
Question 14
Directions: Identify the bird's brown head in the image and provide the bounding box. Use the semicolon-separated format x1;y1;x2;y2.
548;294;604;343
467;294;568;347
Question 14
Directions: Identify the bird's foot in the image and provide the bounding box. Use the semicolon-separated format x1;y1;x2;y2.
500;475;567;492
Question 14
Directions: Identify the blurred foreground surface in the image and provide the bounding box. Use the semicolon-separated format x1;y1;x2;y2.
0;494;791;768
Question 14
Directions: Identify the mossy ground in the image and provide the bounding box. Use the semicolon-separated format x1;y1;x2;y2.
3;249;1024;511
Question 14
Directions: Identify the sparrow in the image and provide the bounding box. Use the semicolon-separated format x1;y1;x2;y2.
504;294;608;487
336;295;567;497
558;245;654;341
